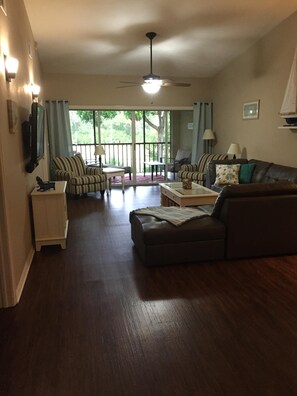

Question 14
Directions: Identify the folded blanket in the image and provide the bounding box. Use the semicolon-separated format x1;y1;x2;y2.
132;206;208;226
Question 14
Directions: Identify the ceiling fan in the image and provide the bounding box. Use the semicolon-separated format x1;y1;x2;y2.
119;32;191;94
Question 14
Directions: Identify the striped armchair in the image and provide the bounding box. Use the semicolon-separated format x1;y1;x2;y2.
177;153;228;185
53;153;107;197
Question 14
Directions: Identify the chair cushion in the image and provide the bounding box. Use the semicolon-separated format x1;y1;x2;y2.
70;174;106;186
197;153;228;172
53;153;86;176
175;149;191;162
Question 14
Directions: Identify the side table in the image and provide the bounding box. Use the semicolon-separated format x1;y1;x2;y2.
31;181;68;251
103;167;125;194
143;161;165;181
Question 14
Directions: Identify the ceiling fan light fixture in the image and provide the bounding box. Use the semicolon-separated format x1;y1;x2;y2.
142;82;161;94
118;31;191;92
144;77;162;85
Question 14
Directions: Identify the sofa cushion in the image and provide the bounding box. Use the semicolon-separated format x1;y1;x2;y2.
264;163;297;183
130;212;226;266
239;163;256;184
248;159;273;183
211;182;297;219
215;164;240;185
130;214;225;245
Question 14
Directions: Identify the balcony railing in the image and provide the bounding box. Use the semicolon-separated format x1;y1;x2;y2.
73;142;171;173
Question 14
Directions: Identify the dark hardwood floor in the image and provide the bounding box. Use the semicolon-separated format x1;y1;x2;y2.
1;185;297;396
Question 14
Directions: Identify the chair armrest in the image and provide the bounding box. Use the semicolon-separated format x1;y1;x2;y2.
86;167;103;176
55;169;75;180
183;171;206;181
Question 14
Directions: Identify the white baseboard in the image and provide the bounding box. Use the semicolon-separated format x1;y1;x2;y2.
16;247;35;303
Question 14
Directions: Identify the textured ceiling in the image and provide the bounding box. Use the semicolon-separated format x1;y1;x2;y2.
24;0;297;79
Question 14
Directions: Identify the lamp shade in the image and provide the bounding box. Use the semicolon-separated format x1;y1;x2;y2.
31;84;41;96
5;56;19;81
202;129;215;140
94;145;105;156
227;143;241;156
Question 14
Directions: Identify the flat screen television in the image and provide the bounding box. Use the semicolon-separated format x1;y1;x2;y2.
23;102;45;173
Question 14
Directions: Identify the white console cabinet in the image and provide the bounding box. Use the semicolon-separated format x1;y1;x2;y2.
31;181;68;251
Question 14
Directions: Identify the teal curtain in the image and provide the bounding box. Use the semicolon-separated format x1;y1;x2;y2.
46;100;73;178
191;102;213;163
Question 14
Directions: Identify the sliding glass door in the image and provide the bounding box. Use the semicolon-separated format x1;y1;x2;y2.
69;109;190;185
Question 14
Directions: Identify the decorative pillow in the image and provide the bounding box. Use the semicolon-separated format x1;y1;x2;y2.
239;163;256;184
215;164;240;185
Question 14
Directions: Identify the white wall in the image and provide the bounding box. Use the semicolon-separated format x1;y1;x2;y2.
212;11;297;167
44;73;211;108
0;0;45;306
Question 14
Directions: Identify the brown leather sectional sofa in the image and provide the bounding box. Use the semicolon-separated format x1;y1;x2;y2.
130;159;297;266
206;158;297;192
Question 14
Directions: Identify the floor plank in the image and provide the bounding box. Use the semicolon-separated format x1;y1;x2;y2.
1;185;297;395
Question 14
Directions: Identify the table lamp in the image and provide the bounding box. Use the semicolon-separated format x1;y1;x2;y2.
227;143;241;159
94;145;105;168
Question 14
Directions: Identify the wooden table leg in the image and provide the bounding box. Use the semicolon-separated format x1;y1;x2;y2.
121;174;125;193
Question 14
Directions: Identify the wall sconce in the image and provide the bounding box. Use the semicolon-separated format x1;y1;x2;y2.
4;55;19;82
30;84;41;101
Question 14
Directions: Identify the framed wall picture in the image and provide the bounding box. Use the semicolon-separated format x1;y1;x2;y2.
7;100;18;134
0;0;7;16
242;100;259;120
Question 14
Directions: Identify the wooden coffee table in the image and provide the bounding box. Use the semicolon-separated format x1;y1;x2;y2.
159;182;218;207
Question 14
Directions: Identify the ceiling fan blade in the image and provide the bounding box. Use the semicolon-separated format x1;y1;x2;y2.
117;81;142;88
162;81;191;87
119;81;139;84
117;84;141;89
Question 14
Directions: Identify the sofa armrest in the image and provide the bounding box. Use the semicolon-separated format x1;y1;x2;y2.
219;194;297;259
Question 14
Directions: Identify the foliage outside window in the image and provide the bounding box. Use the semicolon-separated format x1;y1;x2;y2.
69;110;171;168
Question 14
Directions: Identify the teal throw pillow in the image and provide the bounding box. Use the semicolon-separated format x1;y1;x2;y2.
239;163;256;184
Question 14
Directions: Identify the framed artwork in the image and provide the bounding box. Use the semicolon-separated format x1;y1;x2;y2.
0;0;7;16
7;100;18;134
242;100;259;120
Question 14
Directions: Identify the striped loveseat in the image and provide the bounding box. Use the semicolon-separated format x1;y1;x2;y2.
53;153;107;197
177;153;228;185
